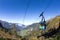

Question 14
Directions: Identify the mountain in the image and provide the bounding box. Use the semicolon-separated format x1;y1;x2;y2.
15;23;26;31
46;15;60;31
0;22;21;40
37;15;60;38
0;15;60;40
20;15;60;40
0;20;26;40
0;20;25;31
0;20;11;29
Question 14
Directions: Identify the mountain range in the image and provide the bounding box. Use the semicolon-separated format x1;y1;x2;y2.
0;20;25;31
0;15;60;40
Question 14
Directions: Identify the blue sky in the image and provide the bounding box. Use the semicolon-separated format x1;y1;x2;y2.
0;0;60;25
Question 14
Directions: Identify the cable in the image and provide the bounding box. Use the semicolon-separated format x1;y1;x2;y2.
35;0;53;22
23;0;31;24
43;0;53;12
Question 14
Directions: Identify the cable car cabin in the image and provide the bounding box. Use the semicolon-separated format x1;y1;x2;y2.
38;12;46;30
39;21;46;30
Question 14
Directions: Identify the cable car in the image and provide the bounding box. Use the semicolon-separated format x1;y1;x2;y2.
39;12;46;30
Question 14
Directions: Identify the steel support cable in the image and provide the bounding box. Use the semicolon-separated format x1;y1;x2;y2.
43;0;53;12
23;0;31;24
35;0;53;22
